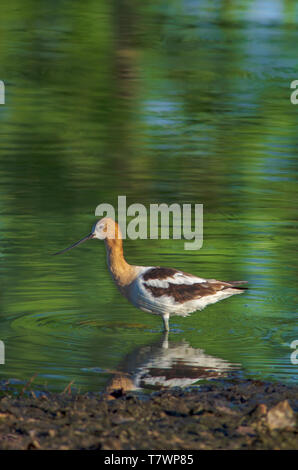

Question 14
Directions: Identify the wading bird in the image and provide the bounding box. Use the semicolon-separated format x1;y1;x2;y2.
54;218;247;331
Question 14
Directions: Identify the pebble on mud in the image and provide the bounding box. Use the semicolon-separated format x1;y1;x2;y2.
267;400;296;430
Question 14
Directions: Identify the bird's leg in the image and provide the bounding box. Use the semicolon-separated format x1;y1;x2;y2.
161;331;169;349
162;313;170;332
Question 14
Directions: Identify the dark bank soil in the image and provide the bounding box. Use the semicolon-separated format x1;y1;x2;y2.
0;379;297;450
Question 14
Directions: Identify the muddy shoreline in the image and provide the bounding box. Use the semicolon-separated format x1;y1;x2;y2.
0;378;297;450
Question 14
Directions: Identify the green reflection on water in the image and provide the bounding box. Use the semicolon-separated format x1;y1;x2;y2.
0;0;297;392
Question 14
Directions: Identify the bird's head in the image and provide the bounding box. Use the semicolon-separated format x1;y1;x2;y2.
53;218;121;256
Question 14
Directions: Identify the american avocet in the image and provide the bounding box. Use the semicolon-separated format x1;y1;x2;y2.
54;218;247;331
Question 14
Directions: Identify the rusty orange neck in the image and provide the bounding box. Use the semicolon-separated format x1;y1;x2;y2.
104;223;136;287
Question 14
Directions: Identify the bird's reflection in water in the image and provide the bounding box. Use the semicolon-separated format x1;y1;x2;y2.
105;333;240;398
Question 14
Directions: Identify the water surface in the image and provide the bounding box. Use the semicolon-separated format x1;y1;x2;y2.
0;0;297;392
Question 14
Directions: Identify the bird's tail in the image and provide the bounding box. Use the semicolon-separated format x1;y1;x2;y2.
226;280;248;290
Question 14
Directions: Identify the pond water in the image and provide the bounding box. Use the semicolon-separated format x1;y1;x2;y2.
0;0;297;393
